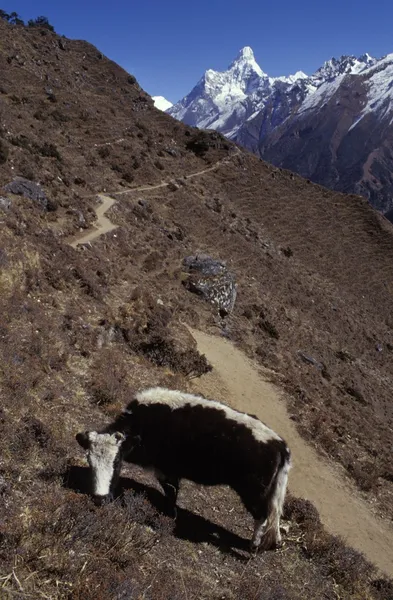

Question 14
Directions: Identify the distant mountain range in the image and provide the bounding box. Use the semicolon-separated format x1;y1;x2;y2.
167;47;393;214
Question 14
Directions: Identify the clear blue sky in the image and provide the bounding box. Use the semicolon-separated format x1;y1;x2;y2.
2;0;393;103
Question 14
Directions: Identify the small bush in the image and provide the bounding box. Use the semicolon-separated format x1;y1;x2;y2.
40;142;62;160
9;134;31;149
0;139;9;164
122;171;134;183
89;349;129;407
371;578;393;600
134;335;212;377
50;109;70;123
186;132;210;156
97;146;110;159
27;15;54;31
347;461;380;492
281;246;293;257
258;316;279;339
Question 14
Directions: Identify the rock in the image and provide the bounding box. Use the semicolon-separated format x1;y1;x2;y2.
4;177;52;210
0;196;11;210
77;211;86;225
181;254;237;316
164;146;178;157
205;197;222;213
297;351;330;379
297;351;323;369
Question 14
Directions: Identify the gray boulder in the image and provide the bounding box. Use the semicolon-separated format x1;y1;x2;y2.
182;254;237;316
4;177;55;211
0;196;11;210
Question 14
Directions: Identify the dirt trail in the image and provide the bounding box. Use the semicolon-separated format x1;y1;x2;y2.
68;155;233;247
189;327;393;577
69;194;117;248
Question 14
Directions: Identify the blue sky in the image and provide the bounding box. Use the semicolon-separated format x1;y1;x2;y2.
2;0;393;103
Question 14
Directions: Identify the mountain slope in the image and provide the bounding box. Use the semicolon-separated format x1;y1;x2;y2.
247;53;393;212
1;19;393;598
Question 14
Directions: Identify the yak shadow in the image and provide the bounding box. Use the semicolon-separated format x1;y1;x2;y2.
64;465;250;558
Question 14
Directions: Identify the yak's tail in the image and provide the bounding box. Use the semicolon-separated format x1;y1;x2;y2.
255;446;291;551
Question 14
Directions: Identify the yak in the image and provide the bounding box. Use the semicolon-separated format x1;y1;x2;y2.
76;387;291;551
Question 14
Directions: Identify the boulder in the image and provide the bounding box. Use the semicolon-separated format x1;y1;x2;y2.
0;196;11;210
181;254;237;316
4;177;54;210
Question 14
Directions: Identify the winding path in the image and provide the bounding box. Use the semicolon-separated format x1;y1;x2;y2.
69;194;117;249
189;327;393;578
68;156;232;248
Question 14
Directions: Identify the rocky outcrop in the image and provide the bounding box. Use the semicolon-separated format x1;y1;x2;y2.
181;255;237;316
4;177;55;211
0;196;11;210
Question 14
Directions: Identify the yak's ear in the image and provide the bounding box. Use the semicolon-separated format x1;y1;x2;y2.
114;431;125;444
76;431;91;450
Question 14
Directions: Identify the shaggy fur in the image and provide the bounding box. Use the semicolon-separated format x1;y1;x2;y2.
77;387;291;550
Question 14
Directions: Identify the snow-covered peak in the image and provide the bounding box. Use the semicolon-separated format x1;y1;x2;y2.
153;96;173;112
236;46;255;60
313;54;377;83
168;47;310;135
274;71;308;84
353;53;393;123
228;46;264;78
168;47;388;142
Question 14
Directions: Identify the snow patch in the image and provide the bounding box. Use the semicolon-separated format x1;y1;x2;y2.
153;96;173;112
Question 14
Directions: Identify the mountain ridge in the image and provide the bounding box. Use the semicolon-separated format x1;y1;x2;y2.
169;47;393;212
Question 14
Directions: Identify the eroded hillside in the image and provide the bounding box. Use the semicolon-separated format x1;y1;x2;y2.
0;19;393;599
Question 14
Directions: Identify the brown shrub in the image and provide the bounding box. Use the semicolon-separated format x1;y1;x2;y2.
134;334;212;377
0;138;9;163
258;316;279;339
97;145;110;159
285;496;378;595
89;348;130;407
347;460;380;492
120;303;212;377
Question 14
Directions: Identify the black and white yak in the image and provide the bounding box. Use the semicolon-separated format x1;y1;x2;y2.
76;387;291;551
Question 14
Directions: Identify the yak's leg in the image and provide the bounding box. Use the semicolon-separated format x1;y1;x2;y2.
252;460;290;552
156;472;180;518
250;501;269;553
236;483;270;553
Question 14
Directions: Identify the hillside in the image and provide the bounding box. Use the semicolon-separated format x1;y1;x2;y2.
169;48;393;214
1;19;393;599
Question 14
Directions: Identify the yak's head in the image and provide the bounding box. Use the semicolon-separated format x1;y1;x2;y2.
76;431;125;505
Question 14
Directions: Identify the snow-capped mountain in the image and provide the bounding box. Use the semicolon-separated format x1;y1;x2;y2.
250;52;393;213
153;96;173;111
169;48;393;213
168;47;307;138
